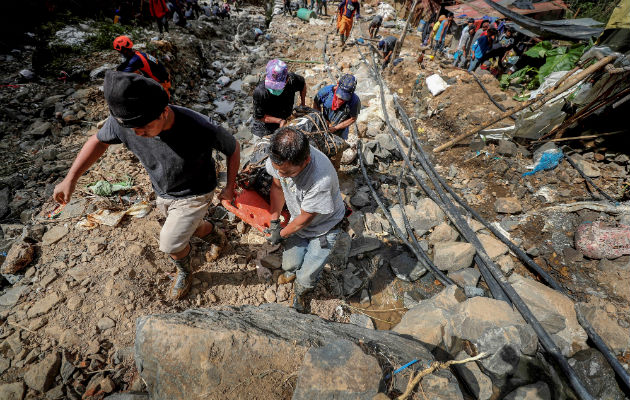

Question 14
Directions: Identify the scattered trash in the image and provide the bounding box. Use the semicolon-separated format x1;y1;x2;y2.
479;126;515;141
46;204;66;219
88;178;133;196
76;201;151;230
125;202;151;218
522;148;563;176
384;359;422;379
19;69;35;81
425;74;448;96
309;18;327;26
575;221;630;259
335;305;345;318
377;2;396;20
216;76;231;86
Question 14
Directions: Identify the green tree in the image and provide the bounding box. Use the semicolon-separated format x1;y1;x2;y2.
564;0;618;23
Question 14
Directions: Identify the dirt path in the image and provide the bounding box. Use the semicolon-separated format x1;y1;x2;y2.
1;2;629;398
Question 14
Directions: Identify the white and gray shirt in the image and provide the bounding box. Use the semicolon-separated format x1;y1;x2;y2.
266;146;345;238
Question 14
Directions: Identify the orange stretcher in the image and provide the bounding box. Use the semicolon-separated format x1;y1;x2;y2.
221;188;290;233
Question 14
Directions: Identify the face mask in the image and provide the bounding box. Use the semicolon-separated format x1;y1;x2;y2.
268;88;284;96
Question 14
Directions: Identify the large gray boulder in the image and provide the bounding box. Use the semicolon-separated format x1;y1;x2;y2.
410;198;445;234
393;286;465;350
433;242;476;271
442;296;543;392
293;340;381;400
568;348;626;400
508;274;588;357
135;304;462;400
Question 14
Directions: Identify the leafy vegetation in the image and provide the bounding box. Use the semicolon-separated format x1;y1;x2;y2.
84;22;131;51
564;0;618;23
500;40;591;91
33;19;139;76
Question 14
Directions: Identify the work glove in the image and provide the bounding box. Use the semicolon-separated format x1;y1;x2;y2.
264;219;284;245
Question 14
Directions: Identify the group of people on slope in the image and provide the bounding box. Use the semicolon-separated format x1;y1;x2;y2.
147;0;232;33
53;30;363;313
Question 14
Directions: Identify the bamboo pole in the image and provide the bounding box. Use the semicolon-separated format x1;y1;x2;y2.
280;59;324;64
393;0;419;60
539;130;624;143
432;55;618;153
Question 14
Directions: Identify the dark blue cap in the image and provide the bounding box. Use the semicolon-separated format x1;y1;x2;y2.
337;74;356;101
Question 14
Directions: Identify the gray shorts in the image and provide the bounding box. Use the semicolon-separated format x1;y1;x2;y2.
156;192;214;254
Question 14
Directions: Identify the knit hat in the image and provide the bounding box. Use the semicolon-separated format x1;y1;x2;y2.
265;59;288;91
104;70;169;128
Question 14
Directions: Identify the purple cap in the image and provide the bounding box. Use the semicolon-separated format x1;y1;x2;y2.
265;59;288;91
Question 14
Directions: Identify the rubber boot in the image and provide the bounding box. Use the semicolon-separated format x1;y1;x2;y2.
201;223;226;262
170;251;192;300
339;34;345;45
292;281;310;313
278;272;296;285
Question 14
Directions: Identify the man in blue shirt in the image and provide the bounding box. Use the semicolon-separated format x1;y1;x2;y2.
469;27;497;72
313;74;361;141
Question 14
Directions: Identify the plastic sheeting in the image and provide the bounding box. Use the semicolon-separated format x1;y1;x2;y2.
425;74;449;96
512;70;583;139
522;148;563;176
482;0;604;40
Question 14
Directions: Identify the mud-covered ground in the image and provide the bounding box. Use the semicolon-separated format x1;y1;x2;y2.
0;1;629;398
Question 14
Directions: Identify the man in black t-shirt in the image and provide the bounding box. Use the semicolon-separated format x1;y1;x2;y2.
251;59;307;138
53;71;241;300
377;36;398;68
369;14;383;39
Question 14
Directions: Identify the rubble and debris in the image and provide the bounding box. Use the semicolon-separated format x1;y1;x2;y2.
0;2;628;398
575;221;630;259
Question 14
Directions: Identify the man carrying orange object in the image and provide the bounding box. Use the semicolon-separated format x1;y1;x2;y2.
336;0;360;45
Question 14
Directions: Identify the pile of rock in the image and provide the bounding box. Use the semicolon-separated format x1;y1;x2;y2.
135;303;463;399
394;283;625;399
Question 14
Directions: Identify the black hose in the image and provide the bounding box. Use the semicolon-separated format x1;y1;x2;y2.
357;141;454;287
395;148;455;286
393;87;630;400
564;155;617;203
575;305;630;392
360;47;511;303
363;47;595;400
467;70;517;120
322;34;339;83
392;94;564;292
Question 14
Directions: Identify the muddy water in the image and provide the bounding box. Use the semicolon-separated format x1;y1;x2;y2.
350;261;444;330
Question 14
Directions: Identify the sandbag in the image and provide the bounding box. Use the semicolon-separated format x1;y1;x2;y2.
575;221;630;259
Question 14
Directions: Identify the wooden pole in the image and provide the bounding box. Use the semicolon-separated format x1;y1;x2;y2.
539;130;624;143
433;55;618;153
393;0;419;60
